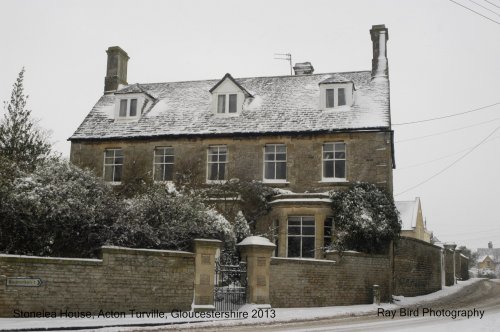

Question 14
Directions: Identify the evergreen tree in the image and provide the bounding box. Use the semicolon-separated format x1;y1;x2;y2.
0;68;51;171
329;183;401;254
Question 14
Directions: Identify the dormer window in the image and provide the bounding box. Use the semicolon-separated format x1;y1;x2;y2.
114;84;156;120
210;73;253;116
325;88;347;109
119;99;138;117
217;94;238;114
320;75;354;110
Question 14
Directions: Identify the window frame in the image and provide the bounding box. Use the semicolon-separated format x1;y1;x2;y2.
287;216;316;258
263;144;287;183
216;93;238;114
115;93;146;120
326;89;335;108
103;148;123;185
324;217;334;249
337;88;346;106
153;146;175;182
206;145;228;183
320;83;353;110
321;142;347;182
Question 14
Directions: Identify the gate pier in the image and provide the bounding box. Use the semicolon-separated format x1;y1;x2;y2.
237;236;276;307
192;239;221;312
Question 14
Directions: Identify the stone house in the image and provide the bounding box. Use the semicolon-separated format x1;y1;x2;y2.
395;197;433;243
478;255;496;270
477;241;500;273
69;25;394;260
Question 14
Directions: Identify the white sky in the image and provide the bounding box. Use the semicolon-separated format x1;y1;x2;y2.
1;0;499;250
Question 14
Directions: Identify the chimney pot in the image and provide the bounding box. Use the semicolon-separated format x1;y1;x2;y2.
488;241;493;249
104;46;129;93
370;24;389;80
293;62;314;75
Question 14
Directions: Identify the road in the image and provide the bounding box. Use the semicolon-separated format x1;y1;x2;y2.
150;279;500;332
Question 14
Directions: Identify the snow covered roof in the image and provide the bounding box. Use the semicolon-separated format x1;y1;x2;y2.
476;248;500;262
395;197;421;230
69;71;390;140
478;255;494;263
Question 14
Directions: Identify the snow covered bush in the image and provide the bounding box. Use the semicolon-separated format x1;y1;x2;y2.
203;179;276;232
477;268;497;279
233;211;251;243
0;159;119;257
112;184;236;251
329;183;401;254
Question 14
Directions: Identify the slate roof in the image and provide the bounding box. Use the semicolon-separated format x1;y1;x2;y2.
69;71;390;141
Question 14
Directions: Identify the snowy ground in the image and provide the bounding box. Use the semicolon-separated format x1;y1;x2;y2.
0;278;483;331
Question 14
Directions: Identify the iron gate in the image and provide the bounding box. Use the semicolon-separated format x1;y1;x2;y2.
214;258;247;311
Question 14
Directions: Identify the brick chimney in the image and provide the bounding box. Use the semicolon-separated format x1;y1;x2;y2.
104;46;129;93
370;24;389;80
293;62;314;75
489;241;493;249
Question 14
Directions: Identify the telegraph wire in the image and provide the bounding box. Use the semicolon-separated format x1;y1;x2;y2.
484;0;500;9
397;135;500;170
395;117;500;143
470;0;500;16
392;102;500;126
448;0;500;24
395;125;500;196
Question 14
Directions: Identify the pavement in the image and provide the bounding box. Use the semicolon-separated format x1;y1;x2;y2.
0;278;485;332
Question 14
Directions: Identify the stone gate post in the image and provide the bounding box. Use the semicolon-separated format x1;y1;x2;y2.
192;239;221;312
237;236;276;307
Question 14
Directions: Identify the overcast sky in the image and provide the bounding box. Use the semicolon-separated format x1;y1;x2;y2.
1;0;499;250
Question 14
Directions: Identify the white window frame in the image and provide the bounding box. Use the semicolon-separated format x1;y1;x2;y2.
263;144;287;183
324;217;334;249
103;148;123;185
114;93;149;120
216;93;238;114
153;147;174;182
320;83;353;110
286;216;316;258
321;142;347;182
207;145;228;183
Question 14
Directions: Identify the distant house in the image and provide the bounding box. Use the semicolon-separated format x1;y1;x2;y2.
395;197;432;243
478;255;496;270
477;241;500;274
69;25;395;259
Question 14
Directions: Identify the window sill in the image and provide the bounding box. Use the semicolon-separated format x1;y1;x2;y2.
114;116;141;121
213;113;240;118
318;179;348;183
263;180;290;184
323;105;351;112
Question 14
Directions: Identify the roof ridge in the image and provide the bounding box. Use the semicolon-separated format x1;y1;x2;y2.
135;70;371;86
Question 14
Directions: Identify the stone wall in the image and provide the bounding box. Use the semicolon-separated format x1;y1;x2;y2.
269;252;391;308
459;254;469;280
70;131;394;194
0;246;194;317
444;249;455;286
393;237;442;297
